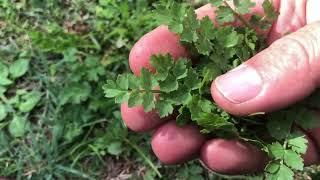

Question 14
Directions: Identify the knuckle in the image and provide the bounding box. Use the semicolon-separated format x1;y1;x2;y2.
255;23;320;86
252;37;310;82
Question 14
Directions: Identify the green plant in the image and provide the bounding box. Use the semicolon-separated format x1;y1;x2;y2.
0;0;167;179
104;1;319;179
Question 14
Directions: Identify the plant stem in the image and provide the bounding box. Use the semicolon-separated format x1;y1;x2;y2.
123;138;162;178
223;1;254;29
132;89;162;94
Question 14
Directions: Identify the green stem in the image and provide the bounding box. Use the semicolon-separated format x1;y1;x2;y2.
223;1;254;29
123;138;162;178
131;89;162;94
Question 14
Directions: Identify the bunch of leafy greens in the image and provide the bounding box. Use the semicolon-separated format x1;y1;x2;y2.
104;0;319;179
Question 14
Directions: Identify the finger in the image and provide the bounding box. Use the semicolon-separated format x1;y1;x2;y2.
298;111;320;165
308;128;320;150
267;0;307;44
200;137;319;175
200;139;267;175
304;135;320;166
151;121;206;164
212;22;320;116
120;103;169;132
305;117;320;165
268;0;320;43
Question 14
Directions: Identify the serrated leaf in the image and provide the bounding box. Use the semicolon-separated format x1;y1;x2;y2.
199;16;215;38
128;74;140;89
284;150;304;170
180;8;199;42
64;124;83;141
9;59;30;79
201;63;221;85
234;0;255;14
194;112;232;128
59;83;91;105
267;111;293;140
195;35;213;55
278;164;294;180
115;92;129;104
9;116;30;137
103;80;126;98
266;164;294;180
176;106;191;126
116;74;129;90
151;55;173;81
107;142;123;156
0;102;7;121
287;135;308;154
262;0;279;20
172;60;188;79
189;165;203;175
63;48;78;62
142;92;155;112
188;96;234;132
217;28;239;48
216;6;235;24
268;142;284;159
19;91;42;112
170;23;184;35
158;74;178;93
198;99;214;113
128;91;143;107
209;0;224;6
156;2;186;34
156;100;174;118
166;86;192;105
265;162;280;174
185;69;200;90
140;69;155;90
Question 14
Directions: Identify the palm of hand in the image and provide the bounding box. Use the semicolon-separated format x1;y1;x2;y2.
121;0;320;175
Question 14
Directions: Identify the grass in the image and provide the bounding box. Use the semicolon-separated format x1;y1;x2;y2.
0;0;319;179
0;0;207;179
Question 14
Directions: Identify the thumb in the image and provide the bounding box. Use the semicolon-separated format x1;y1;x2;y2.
211;22;320;116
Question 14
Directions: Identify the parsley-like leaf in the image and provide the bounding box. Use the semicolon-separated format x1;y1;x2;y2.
142;92;155;112
103;80;127;98
156;100;174;118
268;142;285;160
216;6;235;24
262;0;279;20
287;136;308;154
283;150;304;171
233;0;256;14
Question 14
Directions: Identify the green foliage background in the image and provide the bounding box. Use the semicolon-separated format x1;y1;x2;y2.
0;0;318;179
0;0;211;179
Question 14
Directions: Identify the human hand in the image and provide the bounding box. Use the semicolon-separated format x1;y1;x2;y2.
121;0;320;175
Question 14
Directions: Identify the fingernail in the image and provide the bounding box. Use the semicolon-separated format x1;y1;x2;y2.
215;65;262;104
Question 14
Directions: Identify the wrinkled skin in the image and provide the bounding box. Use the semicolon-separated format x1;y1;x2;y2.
122;0;320;175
